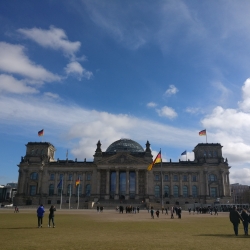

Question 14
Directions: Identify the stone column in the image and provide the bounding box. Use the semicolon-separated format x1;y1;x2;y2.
125;169;129;200
115;170;119;200
105;170;110;199
135;170;139;199
188;173;192;197
204;171;209;196
179;173;182;197
220;170;225;197
170;173;173;197
96;170;100;198
82;172;86;195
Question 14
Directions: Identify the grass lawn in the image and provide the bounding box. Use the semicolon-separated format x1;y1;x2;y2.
0;208;248;250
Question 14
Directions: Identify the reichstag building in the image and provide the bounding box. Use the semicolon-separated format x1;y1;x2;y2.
14;139;232;207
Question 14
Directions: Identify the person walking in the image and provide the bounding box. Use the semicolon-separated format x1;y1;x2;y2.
241;209;249;236
37;204;45;228
229;206;243;236
48;205;56;228
150;207;154;219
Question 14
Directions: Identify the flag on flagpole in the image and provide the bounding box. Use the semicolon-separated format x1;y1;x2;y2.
199;129;206;136
147;151;161;171
181;150;187;155
57;179;62;188
38;129;44;136
75;179;80;186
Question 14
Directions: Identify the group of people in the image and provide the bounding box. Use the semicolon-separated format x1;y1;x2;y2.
229;206;250;236
37;204;56;228
96;206;104;212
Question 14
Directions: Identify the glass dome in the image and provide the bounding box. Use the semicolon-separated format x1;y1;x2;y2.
106;139;144;153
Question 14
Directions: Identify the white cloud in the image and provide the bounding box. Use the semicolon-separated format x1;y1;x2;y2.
239;78;250;112
18;26;81;56
44;92;60;99
156;106;177;119
165;85;178;96
0;42;60;82
0;95;196;160
185;107;201;114
65;61;93;80
0;74;38;94
147;102;157;108
230;168;250;185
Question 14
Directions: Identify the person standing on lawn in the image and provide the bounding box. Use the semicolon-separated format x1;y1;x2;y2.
229;206;243;236
48;205;56;228
37;204;45;228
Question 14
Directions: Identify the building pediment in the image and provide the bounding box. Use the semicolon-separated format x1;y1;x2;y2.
97;153;148;165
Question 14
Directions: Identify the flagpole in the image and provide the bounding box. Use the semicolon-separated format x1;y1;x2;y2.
77;183;79;209
206;130;207;143
160;149;163;209
60;178;63;209
186;150;187;161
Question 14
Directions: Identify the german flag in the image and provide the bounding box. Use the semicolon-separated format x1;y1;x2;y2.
147;151;161;171
38;129;44;136
75;179;80;186
199;129;206;136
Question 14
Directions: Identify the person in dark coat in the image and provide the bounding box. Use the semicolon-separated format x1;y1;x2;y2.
48;205;56;228
37;204;45;228
241;209;249;235
229;206;243;236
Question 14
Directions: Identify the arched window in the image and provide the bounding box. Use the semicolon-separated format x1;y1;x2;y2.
209;174;217;181
173;185;179;197
192;185;198;197
155;185;160;198
86;184;91;196
164;185;169;197
67;184;72;196
30;172;38;180
49;184;54;196
183;185;188;197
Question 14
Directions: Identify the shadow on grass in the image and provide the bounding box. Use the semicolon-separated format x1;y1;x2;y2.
196;234;249;238
0;227;37;230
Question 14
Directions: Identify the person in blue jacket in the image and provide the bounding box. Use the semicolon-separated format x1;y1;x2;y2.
37;204;45;228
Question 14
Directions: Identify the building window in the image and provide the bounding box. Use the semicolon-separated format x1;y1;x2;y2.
164;185;169;197
155;185;160;198
86;184;91;196
30;172;38;180
203;151;207;157
164;175;169;181
192;185;198;197
29;185;36;196
183;175;188;182
86;173;91;181
68;174;73;181
192;175;197;182
67;184;72;196
49;184;54;196
208;151;212;157
59;174;64;180
183;185;188;197
173;185;179;197
155;175;160;181
50;174;55;181
213;151;218;157
173;175;178;182
209;174;217;182
78;175;82;181
210;187;217;197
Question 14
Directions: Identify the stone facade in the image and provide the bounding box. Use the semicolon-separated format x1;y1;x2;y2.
14;139;232;207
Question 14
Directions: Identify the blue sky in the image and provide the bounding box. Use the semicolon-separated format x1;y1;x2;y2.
1;0;250;185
